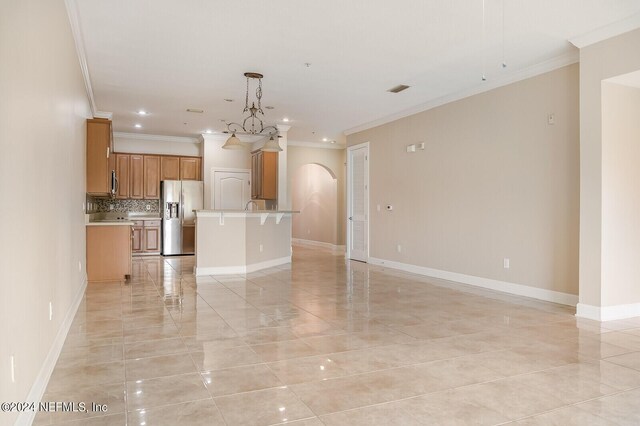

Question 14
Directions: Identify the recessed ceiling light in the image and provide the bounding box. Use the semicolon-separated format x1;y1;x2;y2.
322;138;328;142
137;110;148;115
134;124;142;128
205;129;212;134
282;117;290;122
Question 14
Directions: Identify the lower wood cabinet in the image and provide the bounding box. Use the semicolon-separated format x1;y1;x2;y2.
132;220;161;255
86;225;132;282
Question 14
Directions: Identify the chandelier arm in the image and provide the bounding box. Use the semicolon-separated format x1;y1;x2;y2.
226;122;245;134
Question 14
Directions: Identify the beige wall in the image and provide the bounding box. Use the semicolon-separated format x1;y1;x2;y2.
601;82;640;306
578;28;640;308
114;135;201;157
288;145;346;245
292;164;338;245
0;0;91;423
347;65;579;295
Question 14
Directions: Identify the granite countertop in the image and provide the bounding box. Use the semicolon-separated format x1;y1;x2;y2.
86;213;161;226
86;221;135;226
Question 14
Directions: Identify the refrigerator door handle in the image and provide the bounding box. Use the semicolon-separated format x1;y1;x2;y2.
180;189;184;225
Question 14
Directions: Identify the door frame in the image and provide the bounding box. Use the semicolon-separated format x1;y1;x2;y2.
211;167;251;210
346;142;370;262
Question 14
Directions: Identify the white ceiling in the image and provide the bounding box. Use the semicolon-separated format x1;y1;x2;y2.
73;0;640;145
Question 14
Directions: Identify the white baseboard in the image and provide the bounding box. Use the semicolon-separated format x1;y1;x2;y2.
368;257;578;306
195;256;291;276
576;302;640;321
292;238;345;251
16;275;87;426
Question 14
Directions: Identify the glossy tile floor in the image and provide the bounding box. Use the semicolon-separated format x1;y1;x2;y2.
34;244;640;425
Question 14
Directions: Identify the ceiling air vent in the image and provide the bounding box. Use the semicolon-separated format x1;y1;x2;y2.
186;108;204;113
387;84;410;93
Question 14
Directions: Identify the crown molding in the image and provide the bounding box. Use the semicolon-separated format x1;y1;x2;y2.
94;111;113;120
288;140;345;150
114;132;199;143
344;51;579;136
64;0;97;116
569;12;640;48
199;133;266;143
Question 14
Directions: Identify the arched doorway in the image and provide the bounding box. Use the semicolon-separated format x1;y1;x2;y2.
291;163;338;246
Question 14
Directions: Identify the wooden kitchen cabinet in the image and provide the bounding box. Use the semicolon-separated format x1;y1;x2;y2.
161;156;180;181
143;224;161;252
115;154;130;199
132;220;161;255
180;157;201;180
143;155;161;199
86;225;131;282
251;150;277;200
132;223;143;252
130;155;144;199
86;119;113;196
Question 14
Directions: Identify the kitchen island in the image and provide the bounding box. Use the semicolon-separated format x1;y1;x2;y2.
194;210;298;275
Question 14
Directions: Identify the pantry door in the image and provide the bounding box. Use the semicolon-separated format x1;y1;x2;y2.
212;169;251;210
347;143;369;262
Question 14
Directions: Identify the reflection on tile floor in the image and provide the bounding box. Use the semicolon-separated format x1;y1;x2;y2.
34;244;640;425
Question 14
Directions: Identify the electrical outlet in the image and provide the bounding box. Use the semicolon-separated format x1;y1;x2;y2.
82;202;85;212
146;204;151;211
397;244;402;253
49;302;53;321
109;204;114;211
503;258;510;269
547;113;555;125
78;261;82;272
377;204;381;212
259;244;263;253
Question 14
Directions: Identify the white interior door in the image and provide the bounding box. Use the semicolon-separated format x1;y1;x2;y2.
347;143;369;262
213;170;250;210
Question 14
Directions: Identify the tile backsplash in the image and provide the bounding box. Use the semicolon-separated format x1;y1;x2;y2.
87;196;160;214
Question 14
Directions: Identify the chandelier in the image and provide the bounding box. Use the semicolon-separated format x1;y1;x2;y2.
222;72;282;152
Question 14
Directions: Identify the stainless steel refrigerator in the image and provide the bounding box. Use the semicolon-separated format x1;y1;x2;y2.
161;180;203;255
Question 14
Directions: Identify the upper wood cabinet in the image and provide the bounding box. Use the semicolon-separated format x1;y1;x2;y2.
115;154;130;199
161;156;180;181
180;157;201;180
102;151;201;200
129;155;144;199
251;150;277;200
143;155;160;199
86;119;113;195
